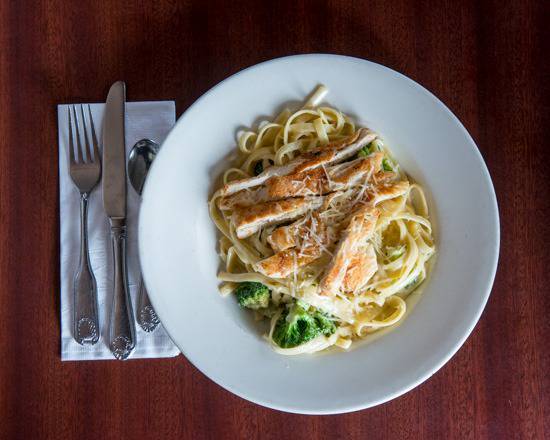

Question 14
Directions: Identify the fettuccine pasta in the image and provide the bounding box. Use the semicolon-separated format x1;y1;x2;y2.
209;86;435;355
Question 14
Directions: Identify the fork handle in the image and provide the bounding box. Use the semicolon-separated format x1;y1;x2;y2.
73;192;100;345
108;219;136;360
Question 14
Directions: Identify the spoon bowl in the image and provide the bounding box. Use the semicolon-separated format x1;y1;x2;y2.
128;139;160;195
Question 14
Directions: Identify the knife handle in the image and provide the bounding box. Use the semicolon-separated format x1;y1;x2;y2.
108;219;136;360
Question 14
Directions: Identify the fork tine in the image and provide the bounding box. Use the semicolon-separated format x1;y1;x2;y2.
87;105;100;163
67;107;75;164
79;105;93;163
72;105;84;163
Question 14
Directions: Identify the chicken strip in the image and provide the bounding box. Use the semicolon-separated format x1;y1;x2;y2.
342;244;378;292
330;152;383;187
267;223;299;252
220;128;376;197
265;179;406;248
369;180;410;205
258;212;331;277
266;176;404;253
319;206;379;296
254;246;322;279
218;152;383;210
267;212;328;252
219;168;327;210
266;168;326;199
372;170;397;184
232;196;324;239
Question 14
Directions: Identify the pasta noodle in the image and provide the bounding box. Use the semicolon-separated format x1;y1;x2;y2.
209;86;435;355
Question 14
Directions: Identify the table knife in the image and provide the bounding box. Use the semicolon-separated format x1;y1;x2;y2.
102;81;136;360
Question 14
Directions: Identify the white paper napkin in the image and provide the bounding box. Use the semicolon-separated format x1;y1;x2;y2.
58;101;180;360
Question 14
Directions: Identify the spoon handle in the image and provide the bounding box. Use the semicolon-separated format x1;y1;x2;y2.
137;277;160;332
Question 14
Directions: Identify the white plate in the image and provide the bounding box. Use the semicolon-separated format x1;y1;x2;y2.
139;54;499;414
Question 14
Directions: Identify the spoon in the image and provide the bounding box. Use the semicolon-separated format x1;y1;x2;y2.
128;139;161;332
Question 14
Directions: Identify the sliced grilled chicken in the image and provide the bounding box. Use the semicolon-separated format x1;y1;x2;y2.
266;167;326;199
219;152;383;210
265;180;408;250
258;213;330;277
220;128;376;197
254;246;322;278
232;196;324;239
342;244;378;292
369;180;410;205
267;224;297;252
319;206;379;296
219;168;326;210
330;152;383;187
267;212;328;252
372;170;397;184
219;160;305;198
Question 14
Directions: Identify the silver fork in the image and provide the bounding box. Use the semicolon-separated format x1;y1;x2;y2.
68;105;101;345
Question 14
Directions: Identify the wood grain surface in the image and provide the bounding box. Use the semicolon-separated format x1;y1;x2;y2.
0;0;548;439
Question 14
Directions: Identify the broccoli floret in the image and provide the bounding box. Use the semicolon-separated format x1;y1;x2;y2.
272;302;337;348
382;158;394;171
253;161;263;175
234;282;270;310
312;310;337;336
357;141;374;158
272;303;318;348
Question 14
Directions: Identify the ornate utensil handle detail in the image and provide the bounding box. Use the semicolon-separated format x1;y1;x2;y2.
73;192;100;345
137;278;160;332
108;219;136;360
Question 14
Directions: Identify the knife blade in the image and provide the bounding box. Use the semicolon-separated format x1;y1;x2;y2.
103;81;126;219
102;81;136;360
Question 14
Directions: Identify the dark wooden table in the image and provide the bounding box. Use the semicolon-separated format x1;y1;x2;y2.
1;1;548;439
